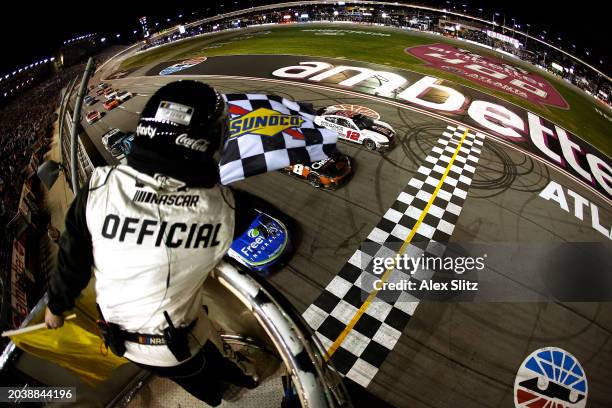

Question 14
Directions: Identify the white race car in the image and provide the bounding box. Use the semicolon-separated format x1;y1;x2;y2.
115;90;132;102
314;108;396;151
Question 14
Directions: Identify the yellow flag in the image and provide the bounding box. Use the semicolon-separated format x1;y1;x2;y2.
9;280;128;386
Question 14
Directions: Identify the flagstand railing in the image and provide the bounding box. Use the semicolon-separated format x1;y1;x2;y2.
0;263;352;407
212;261;351;408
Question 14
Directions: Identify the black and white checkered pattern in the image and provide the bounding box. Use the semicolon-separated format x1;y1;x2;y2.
303;125;485;387
219;94;338;185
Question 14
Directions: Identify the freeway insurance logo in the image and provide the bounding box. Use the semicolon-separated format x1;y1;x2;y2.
514;347;587;408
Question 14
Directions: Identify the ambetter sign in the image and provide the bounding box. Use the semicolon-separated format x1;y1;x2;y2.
406;44;568;109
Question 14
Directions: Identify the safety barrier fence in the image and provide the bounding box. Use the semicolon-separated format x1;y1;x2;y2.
60;89;94;191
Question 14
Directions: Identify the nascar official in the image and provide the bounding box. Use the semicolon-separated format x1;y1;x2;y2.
45;81;260;406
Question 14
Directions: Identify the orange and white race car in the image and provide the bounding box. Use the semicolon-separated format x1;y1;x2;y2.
103;98;119;110
283;155;352;189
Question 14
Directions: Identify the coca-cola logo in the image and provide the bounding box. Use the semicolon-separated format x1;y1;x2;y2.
175;134;210;152
406;44;569;109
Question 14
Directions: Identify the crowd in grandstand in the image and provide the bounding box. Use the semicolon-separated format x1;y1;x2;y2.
0;51;115;230
0;68;75;227
0;50;117;348
141;5;610;105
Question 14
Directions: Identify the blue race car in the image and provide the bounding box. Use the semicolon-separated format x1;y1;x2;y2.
227;210;293;275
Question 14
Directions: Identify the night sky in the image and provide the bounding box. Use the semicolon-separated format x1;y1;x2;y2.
0;1;608;75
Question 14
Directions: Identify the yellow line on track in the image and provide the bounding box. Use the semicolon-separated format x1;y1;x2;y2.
324;128;470;360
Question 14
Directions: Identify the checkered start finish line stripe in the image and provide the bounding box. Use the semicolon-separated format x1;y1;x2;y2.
303;125;486;388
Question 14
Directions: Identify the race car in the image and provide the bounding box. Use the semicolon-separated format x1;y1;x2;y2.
103;98;119;110
115;90;132;102
104;88;118;99
111;133;134;157
102;128;134;158
283;154;352;189
226;210;294;275
85;110;102;124
84;95;98;106
314;107;396;152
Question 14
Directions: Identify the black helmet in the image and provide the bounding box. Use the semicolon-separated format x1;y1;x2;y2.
134;80;227;160
128;81;228;187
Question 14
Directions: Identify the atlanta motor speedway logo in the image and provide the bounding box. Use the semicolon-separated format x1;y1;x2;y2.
159;56;208;76
325;104;381;119
514;347;587;408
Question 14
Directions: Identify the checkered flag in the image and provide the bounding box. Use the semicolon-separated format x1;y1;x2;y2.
219;93;339;185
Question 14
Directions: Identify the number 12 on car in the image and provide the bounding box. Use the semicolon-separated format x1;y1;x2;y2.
344;130;360;141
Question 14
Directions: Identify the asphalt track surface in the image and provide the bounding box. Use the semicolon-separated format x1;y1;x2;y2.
79;50;612;407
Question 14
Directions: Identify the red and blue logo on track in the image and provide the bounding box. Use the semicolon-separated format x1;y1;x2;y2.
514;347;587;408
159;57;208;76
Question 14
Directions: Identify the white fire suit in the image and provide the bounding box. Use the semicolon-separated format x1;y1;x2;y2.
48;164;236;366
